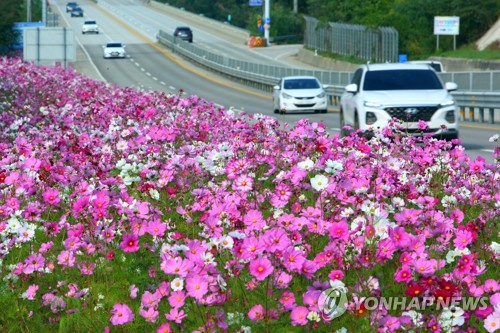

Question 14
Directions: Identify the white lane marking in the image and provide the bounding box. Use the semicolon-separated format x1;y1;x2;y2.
481;149;494;153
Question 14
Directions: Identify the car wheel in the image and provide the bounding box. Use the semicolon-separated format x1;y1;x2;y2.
321;109;327;114
354;112;359;131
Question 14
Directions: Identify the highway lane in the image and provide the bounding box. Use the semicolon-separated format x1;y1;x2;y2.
54;0;499;163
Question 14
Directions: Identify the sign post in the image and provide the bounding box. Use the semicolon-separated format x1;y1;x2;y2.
433;16;460;51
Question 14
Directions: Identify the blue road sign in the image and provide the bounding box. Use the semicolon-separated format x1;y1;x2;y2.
249;0;263;6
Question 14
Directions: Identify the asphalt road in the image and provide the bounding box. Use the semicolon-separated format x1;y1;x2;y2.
55;0;499;164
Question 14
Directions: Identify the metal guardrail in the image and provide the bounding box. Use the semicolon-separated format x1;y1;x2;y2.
157;30;500;125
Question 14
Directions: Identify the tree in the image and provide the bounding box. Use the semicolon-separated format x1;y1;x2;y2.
0;0;23;55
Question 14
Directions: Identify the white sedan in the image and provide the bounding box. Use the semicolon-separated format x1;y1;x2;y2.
82;20;99;34
273;76;329;114
103;42;126;59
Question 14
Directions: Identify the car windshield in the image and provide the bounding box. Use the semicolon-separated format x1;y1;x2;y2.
283;78;320;90
363;70;443;91
107;43;122;48
85;21;96;25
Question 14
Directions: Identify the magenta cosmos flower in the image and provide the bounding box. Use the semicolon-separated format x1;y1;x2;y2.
249;256;274;281
186;275;208;301
290;306;309;326
110;303;134;325
120;233;140;253
42;188;61;205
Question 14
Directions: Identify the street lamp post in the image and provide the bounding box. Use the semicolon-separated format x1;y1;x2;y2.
264;0;270;44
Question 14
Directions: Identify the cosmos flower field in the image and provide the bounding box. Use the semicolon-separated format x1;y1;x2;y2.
0;56;499;333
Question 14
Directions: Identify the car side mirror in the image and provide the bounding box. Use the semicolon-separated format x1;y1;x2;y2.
445;82;457;92
345;83;358;93
273;85;280;90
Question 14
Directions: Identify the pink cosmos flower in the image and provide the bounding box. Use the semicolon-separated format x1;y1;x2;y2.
147;219;166;237
239;236;265;260
282;248;306;272
394;265;413;283
413;258;436;276
110;303;134;325
160;257;194;277
243;209;265;231
168;290;186;308
120;233;140;253
186;275;208;301
23;253;45;274
454;229;473;250
157;281;170;298
328;270;344;281
24;284;39;300
165;308;187;324
249;256;274;281
57;250;76;267
233;174;253;192
92;191;110;211
328;221;349;241
274;271;293;288
290;306;309;326
42;188;61;205
376;238;396;262
303;290;321;311
484;280;500;293
280;291;296;311
248;304;265;321
129;285;138;299
141;290;161;308
140;307;159;323
389;227;411;249
156;323;172;333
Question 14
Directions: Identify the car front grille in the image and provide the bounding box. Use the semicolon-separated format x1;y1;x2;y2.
384;106;438;122
294;103;315;108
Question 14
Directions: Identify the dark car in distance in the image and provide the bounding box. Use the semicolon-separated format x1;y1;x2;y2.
66;2;78;12
173;26;193;43
71;6;84;17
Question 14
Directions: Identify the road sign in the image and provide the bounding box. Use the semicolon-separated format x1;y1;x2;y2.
434;16;460;35
249;0;262;6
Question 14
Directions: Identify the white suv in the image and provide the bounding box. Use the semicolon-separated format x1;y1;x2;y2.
340;63;459;140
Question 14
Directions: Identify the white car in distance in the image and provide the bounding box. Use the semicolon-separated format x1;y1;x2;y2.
82;20;99;34
103;42;126;59
273;76;329;114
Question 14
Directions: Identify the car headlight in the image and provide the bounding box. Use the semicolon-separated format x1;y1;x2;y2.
317;91;326;98
439;99;455;108
363;101;384;109
281;92;293;99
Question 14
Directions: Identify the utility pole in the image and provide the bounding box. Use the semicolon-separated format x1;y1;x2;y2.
42;0;47;25
293;0;298;13
27;0;32;21
264;0;270;44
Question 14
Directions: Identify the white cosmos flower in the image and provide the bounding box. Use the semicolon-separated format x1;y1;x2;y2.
311;174;329;191
171;278;184;291
116;140;128;151
297;158;314;171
